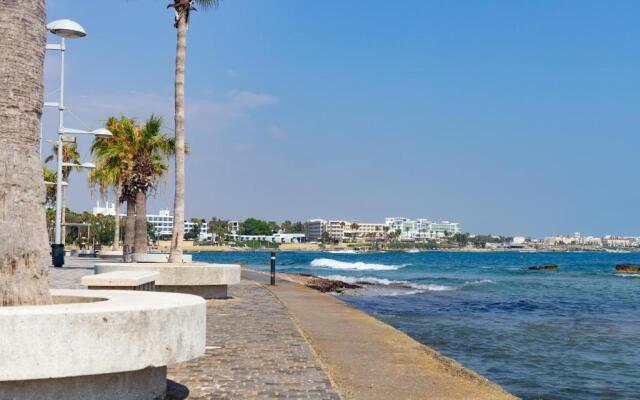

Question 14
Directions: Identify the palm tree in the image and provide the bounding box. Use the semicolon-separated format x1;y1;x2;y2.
91;116;138;256
167;0;221;262
91;115;174;256
0;0;51;305
125;115;175;255
45;142;80;243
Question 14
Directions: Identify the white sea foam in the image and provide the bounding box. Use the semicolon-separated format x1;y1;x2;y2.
328;250;357;254
463;279;495;286
310;258;406;271
323;275;396;285
380;289;425;297
320;274;455;292
411;283;456;291
616;273;640;278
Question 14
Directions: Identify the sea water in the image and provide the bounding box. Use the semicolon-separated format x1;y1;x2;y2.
194;251;640;399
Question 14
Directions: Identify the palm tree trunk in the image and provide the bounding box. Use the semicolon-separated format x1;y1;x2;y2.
134;191;148;254
112;184;121;250
124;198;136;258
169;16;188;263
0;0;51;306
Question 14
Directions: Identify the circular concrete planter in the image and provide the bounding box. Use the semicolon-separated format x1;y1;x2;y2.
95;262;241;299
0;289;205;400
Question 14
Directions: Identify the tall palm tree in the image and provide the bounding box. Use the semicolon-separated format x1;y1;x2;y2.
127;115;174;255
45;142;80;243
0;0;51;305
167;0;221;262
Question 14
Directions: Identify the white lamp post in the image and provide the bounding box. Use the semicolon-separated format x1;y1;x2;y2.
45;19;112;267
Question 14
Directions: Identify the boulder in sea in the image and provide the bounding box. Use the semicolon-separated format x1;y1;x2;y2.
528;265;559;271
615;264;640;273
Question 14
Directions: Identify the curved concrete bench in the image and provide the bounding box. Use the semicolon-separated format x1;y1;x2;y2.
95;262;241;299
0;289;205;400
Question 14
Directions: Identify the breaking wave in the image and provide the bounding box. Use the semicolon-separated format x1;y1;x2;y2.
310;258;407;271
319;274;494;294
321;275;456;291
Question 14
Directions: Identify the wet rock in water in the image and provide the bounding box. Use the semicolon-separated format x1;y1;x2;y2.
528;265;559;271
615;264;640;273
306;277;361;293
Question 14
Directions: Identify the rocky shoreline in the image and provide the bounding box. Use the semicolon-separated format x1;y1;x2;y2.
264;271;423;295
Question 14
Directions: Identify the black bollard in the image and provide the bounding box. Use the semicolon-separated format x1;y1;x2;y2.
270;251;276;285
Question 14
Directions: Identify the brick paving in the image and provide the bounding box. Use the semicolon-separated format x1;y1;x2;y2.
48;257;98;289
167;279;339;399
48;258;340;400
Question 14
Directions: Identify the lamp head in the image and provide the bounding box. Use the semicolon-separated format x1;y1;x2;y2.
46;19;86;39
92;128;113;138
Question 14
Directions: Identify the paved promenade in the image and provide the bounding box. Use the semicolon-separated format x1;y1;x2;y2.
166;279;339;399
49;258;339;400
50;258;513;400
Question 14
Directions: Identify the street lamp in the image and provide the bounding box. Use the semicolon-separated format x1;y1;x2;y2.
45;19;111;267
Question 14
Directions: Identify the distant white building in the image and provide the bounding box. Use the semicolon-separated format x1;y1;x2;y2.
184;220;211;241
228;233;306;244
543;235;577;246
306;219;327;241
578;236;602;247
93;201;117;216
308;219;386;242
603;236;635;248
147;209;174;236
307;216;460;242
429;221;461;237
93;202;210;240
228;220;239;234
385;217;460;241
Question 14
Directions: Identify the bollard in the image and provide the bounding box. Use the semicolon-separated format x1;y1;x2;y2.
270;251;276;285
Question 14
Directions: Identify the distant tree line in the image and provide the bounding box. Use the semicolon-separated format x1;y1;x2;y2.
447;233;513;248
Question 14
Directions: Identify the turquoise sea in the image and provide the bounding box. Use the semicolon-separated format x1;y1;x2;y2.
193;251;640;400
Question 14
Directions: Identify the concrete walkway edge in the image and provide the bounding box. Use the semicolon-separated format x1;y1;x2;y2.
245;270;516;400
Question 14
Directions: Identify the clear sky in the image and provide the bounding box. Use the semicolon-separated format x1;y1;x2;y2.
43;0;639;237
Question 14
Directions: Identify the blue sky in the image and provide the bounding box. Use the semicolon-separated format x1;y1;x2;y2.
43;1;640;237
